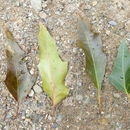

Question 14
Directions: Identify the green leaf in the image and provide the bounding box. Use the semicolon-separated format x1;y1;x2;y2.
109;40;130;97
78;18;106;112
38;24;69;106
5;28;36;103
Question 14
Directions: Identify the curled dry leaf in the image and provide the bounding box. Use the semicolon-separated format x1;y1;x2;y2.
109;40;130;99
77;18;106;113
38;24;69;106
4;28;36;104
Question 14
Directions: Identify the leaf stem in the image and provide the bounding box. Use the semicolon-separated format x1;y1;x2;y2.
98;89;102;113
127;94;130;102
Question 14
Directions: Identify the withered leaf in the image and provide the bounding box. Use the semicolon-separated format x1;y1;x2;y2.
5;28;36;103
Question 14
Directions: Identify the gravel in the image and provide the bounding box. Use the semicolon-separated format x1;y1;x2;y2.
56;113;64;123
33;84;43;94
108;21;117;26
31;0;42;12
39;11;47;19
28;89;34;97
113;93;120;98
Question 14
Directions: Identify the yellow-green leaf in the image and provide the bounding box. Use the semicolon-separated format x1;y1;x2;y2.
38;24;69;106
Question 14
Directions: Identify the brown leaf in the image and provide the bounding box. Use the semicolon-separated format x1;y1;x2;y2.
5;28;36;103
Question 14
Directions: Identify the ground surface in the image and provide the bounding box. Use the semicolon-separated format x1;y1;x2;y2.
0;0;130;130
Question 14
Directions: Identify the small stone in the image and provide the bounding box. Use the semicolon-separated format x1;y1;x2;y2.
5;114;12;119
101;111;105;115
108;21;117;26
106;30;110;35
105;114;111;118
25;117;32;122
28;89;34;97
55;11;60;15
15;1;20;6
21;110;26;119
56;114;64;123
58;19;65;26
39;11;47;19
33;84;43;94
83;96;90;104
76;95;83;101
77;116;81;121
55;36;60;41
85;5;91;10
100;118;108;125
63;97;73;106
72;48;77;53
51;123;59;128
31;0;42;12
42;2;47;8
77;82;82;87
66;5;75;13
92;1;97;6
0;124;3;129
37;102;44;107
31;114;42;123
30;68;34;75
125;20;130;32
113;93;120;98
48;115;52;120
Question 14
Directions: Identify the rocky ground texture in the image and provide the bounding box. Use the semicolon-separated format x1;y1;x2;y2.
0;0;130;129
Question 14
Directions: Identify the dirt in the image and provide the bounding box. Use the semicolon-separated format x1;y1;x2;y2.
0;0;130;130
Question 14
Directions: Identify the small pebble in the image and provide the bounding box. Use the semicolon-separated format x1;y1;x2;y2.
55;11;60;15
15;1;20;7
42;2;47;8
100;118;108;125
85;5;91;10
72;48;77;53
125;20;130;32
51;123;59;128
33;84;43;94
39;11;47;19
55;36;60;41
77;82;82;87
83;96;90;104
92;1;97;6
48;115;52;120
106;30;110;35
21;111;26;119
101;111;105;115
31;0;42;12
30;68;35;75
76;95;83;101
28;89;34;97
113;93;120;98
108;21;117;26
56;114;64;123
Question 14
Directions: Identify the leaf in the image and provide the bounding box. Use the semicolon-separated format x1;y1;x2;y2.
5;28;36;103
78;18;106;112
38;24;69;106
109;40;130;98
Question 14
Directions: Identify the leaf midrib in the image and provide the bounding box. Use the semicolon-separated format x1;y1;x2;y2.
122;45;128;95
86;37;100;89
47;52;57;105
92;50;100;89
